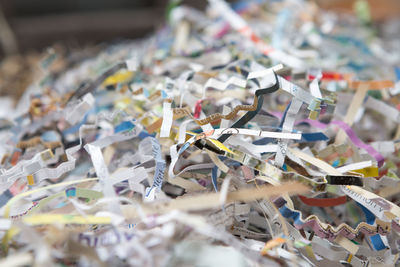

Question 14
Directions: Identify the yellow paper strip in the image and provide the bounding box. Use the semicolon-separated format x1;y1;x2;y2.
23;214;111;225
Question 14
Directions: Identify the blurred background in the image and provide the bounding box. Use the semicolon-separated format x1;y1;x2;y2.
0;0;399;99
1;0;399;55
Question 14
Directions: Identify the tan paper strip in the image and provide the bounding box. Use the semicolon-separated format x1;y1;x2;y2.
335;83;369;144
122;182;309;217
348;80;394;90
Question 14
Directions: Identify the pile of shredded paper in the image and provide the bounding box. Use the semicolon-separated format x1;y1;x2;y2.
2;0;400;266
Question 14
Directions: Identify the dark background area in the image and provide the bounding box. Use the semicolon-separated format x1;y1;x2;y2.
0;0;209;56
0;0;399;56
